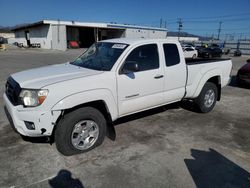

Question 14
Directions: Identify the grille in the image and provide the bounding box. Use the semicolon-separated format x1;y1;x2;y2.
5;77;21;106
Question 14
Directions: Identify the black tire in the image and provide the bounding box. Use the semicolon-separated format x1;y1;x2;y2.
195;82;218;113
55;107;106;156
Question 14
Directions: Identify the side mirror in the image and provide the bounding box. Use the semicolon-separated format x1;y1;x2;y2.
122;61;139;74
247;59;250;63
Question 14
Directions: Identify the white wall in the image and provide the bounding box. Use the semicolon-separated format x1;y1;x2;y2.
13;30;27;46
12;25;52;49
167;36;199;42
0;32;15;38
29;25;52;49
51;25;67;51
125;28;166;38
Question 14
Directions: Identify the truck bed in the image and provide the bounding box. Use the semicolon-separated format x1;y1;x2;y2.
185;58;232;99
185;58;231;65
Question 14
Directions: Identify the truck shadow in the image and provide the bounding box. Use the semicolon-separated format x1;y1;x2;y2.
21;135;50;144
184;148;250;188
20;102;198;143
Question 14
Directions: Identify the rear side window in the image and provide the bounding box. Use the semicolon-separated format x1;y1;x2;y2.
185;48;194;51
125;44;159;71
163;44;180;67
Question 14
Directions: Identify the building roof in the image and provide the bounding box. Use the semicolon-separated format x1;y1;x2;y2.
12;20;167;32
101;38;176;45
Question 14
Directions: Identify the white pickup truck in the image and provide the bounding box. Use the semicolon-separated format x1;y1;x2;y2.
4;38;232;155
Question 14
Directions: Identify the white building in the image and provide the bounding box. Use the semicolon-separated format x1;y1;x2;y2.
12;20;167;51
166;36;199;42
0;30;15;39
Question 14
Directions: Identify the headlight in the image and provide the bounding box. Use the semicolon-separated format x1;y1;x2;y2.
19;89;49;107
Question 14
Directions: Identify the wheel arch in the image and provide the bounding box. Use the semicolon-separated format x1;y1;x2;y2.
50;99;114;144
193;69;222;101
206;76;221;101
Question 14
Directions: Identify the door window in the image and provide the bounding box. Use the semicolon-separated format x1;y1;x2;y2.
163;44;180;67
124;44;159;72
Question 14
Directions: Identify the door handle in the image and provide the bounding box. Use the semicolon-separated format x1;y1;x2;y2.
154;75;164;79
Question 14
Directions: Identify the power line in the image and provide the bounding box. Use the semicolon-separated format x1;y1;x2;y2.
181;12;250;20
184;17;250;23
181;27;250;31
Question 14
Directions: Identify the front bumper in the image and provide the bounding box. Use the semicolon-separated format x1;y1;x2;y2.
3;93;61;137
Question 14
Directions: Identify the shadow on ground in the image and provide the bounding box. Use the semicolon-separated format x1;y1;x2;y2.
19;101;198;144
184;148;250;188
49;169;84;188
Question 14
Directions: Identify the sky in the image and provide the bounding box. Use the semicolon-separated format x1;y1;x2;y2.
0;0;250;39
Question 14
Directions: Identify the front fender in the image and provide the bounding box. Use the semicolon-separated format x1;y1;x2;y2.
51;89;118;121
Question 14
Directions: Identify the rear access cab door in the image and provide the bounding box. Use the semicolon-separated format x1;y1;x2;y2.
161;42;187;103
116;43;165;116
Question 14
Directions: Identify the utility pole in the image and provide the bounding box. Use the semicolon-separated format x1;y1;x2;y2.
177;18;183;41
160;18;163;28
217;21;222;40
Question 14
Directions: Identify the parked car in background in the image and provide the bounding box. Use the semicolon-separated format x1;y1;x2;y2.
182;43;195;50
197;45;223;58
183;47;198;59
234;50;242;57
237;59;250;85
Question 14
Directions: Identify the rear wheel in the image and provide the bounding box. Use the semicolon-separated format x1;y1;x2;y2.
195;82;218;113
55;107;107;156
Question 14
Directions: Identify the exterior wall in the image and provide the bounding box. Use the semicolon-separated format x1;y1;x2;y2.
0;32;15;38
51;25;67;51
12;25;52;49
13;30;27;46
29;25;52;49
125;28;166;38
167;36;199;42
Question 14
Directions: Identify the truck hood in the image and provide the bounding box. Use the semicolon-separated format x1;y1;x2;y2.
11;63;103;88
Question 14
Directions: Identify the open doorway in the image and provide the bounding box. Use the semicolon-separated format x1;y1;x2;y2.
66;26;125;49
79;28;95;48
25;30;31;47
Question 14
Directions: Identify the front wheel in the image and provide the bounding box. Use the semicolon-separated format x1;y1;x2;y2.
55;107;107;156
195;82;218;113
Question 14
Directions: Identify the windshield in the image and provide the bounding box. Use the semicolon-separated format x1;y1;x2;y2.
71;42;128;71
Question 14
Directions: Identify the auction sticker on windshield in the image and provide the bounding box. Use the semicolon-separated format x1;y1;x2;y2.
112;44;127;49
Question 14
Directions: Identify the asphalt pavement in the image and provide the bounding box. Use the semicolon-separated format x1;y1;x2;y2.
0;48;249;188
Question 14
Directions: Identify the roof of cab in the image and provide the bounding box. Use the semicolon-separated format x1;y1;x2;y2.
101;38;177;45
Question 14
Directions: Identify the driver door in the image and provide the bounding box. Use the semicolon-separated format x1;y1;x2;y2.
117;44;164;116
